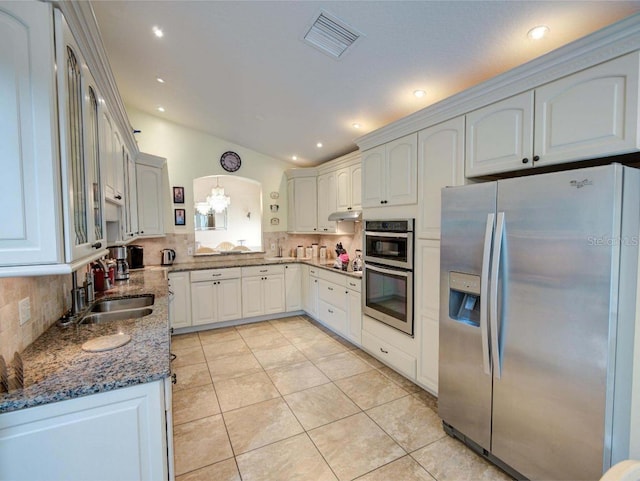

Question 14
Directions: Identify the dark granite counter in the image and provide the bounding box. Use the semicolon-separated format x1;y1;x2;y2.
0;268;170;414
168;256;363;279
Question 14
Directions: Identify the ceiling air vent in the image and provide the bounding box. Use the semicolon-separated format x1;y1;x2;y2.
303;10;362;59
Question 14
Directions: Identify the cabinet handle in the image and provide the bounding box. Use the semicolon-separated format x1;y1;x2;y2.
115;194;122;200
328;309;334;314
91;241;102;249
347;207;352;210
349;282;356;287
522;158;529;164
140;231;144;234
212;273;222;277
380;347;389;354
170;327;174;334
345;291;348;294
328;286;334;291
259;269;268;273
168;290;175;296
171;373;177;384
533;155;540;162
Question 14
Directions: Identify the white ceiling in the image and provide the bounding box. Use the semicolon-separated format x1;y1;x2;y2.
91;1;640;167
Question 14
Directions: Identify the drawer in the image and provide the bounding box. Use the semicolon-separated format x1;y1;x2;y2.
309;267;320;277
190;267;241;282
346;277;361;292
241;265;285;277
362;330;416;380
318;268;347;286
318;280;348;311
318;300;347;335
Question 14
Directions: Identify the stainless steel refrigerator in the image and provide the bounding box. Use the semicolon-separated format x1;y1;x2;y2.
439;164;639;481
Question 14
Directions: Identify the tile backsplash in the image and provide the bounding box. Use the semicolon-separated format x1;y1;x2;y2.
133;223;363;267
0;274;70;362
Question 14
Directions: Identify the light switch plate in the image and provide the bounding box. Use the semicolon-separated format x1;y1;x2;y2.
19;297;31;325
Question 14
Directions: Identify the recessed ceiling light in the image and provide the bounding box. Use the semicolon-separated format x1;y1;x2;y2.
413;89;426;98
292;155;298;161
152;26;164;38
157;106;165;112
156;77;165;84
528;25;550;40
316;142;323;148
352;123;361;129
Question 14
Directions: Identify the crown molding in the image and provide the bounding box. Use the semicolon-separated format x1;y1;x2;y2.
51;0;138;156
355;13;640;151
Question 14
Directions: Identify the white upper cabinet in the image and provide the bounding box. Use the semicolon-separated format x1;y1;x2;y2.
0;2;63;268
466;52;640;177
362;133;417;207
286;174;318;233
336;162;362;211
418;116;466;239
317;171;337;233
136;153;166;237
534;52;640;166
465;91;534;177
56;10;107;263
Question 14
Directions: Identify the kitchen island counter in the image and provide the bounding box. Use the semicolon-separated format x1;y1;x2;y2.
0;268;170;414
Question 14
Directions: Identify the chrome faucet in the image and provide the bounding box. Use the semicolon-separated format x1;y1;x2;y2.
70;271;86;316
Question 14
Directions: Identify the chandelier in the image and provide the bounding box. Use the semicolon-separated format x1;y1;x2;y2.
196;178;231;214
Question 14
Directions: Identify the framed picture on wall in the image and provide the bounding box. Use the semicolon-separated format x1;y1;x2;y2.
174;209;186;226
173;186;185;204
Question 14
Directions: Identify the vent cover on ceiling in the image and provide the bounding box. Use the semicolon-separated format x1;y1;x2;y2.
303;10;362;59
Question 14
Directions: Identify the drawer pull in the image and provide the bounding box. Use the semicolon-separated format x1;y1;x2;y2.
212;273;222;277
328;309;334;314
380;347;389;354
328;286;334;291
171;373;177;384
260;269;268;273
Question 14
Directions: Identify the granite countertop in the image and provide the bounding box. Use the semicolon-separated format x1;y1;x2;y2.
0;269;170;414
169;256;363;279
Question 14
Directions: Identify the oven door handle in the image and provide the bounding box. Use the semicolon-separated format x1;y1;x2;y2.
365;231;410;239
364;264;410;277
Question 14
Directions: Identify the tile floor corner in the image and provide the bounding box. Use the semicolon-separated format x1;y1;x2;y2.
171;316;514;481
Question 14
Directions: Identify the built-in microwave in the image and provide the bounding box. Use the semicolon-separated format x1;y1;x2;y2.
363;219;414;336
364;219;413;270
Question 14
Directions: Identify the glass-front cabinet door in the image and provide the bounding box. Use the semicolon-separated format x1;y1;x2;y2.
55;10;106;262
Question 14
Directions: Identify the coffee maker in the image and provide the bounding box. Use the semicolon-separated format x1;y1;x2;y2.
108;246;130;280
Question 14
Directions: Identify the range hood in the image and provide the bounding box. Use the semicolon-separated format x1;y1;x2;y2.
328;210;362;221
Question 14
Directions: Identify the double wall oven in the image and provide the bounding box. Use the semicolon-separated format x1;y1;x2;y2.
363;219;414;336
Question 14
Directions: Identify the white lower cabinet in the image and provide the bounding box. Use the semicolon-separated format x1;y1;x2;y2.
285;264;302;311
0;380;169;481
415;240;441;394
362;329;416;380
168;272;191;329
190;268;242;326
306;267;319;318
315;270;362;346
241;265;285;318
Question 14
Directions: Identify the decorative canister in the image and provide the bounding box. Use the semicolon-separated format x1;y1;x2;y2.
319;246;327;260
312;243;319;258
296;246;304;258
306;246;313;258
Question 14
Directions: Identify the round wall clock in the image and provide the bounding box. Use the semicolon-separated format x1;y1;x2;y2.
220;151;242;172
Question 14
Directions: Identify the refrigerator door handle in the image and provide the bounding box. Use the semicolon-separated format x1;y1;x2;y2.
490;211;505;379
480;213;495;376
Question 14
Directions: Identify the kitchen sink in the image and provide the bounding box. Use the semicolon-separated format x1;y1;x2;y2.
79;308;153;325
90;294;155;312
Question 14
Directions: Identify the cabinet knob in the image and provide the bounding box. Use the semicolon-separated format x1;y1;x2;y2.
91;242;102;249
533;155;540;162
380;347;389;354
115;194;122;200
171;373;177;384
522;158;529;164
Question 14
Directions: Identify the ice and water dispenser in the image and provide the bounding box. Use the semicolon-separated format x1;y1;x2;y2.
448;272;481;327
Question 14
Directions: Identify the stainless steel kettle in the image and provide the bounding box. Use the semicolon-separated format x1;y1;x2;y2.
161;248;176;266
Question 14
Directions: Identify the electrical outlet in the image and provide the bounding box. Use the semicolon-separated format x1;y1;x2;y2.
187;246;194;256
19;297;31;325
270;243;276;251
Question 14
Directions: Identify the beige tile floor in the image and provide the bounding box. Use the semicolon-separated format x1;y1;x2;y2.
171;315;513;481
